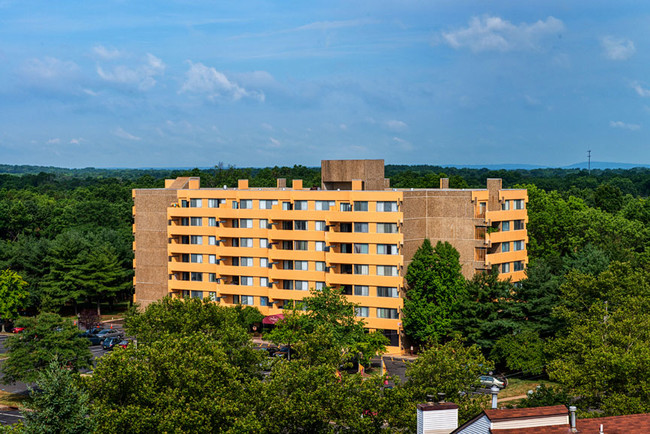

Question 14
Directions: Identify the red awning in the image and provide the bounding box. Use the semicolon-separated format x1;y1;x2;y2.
262;314;285;325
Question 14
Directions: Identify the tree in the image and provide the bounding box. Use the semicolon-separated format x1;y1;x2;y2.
266;287;388;367
21;360;95;434
0;269;28;333
1;312;92;384
80;244;131;316
402;240;466;345
403;337;491;423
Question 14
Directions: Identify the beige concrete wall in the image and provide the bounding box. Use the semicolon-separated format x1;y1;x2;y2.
402;189;479;279
133;189;178;310
321;159;386;191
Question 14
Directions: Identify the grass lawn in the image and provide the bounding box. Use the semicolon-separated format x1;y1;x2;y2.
499;378;559;401
0;390;29;409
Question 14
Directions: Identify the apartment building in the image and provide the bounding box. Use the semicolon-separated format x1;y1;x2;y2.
132;160;528;351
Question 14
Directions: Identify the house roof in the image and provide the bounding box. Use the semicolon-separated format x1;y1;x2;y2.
492;412;650;434
485;405;568;421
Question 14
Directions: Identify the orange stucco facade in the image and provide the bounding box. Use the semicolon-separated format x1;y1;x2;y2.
132;160;528;352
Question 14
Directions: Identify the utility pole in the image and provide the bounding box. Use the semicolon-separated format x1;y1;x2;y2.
588;150;591;175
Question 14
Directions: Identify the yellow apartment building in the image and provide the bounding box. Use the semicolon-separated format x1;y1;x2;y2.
132;160;528;352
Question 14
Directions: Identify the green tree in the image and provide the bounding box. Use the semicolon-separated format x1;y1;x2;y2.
266;287;388;367
0;269;28;333
21;360;95;434
402;240;466;345
80;244;131;315
403;337;491;423
1;312;92;384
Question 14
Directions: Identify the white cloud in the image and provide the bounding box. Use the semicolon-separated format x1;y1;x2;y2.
601;36;635;61
97;53;165;90
393;137;413;151
69;138;83;144
46;138;61;145
386;120;408;131
268;137;281;148
114;127;141;141
93;45;122;60
180;61;264;102
339;124;348;131
610;121;640;131
441;16;564;52
22;57;78;80
632;81;650;97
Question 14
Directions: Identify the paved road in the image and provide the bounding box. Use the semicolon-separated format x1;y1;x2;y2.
0;410;23;425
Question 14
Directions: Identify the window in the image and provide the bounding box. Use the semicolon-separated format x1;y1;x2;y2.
341;285;352;295
354;243;368;254
354;264;369;275
259;219;268;229
241;257;254;267
283;280;294;290
377;308;399;319
231;238;240;247
294;220;308;231
190;199;202;208
377;265;398;276
315;200;334;211
315;261;326;271
295;241;308;251
241;295;254;305
282;221;293;230
514;261;525;271
501;242;510;253
209;273;217;283
502;262;511;273
231;219;240;229
239;219;252;229
241;238;253;247
295;280;309;291
377;286;399;298
315;221;326;231
260;277;269;287
295;261;308;271
502;221;510;232
355;307;369;317
501;200;510;211
209;236;217;246
513;199;525;210
354;285;369;296
180;272;189;281
260;296;269;307
233;295;239;303
238;199;251;209
208;199;224;208
283;260;294;270
209;255;218;264
181;200;189;208
376;201;398;212
181;254;189;263
377;223;398;233
340;264;352;274
190;217;202;226
260;258;268;268
294;200;308;210
314;281;325;290
354;222;368;233
241;276;254;286
340;243;353;254
260;238;268;248
231;257;240;266
190;235;203;245
377;244;398;255
340;203;352;212
514;240;525;251
191;291;203;299
208;291;217;301
191;272;203;282
315;241;326;251
339;223;352;233
354;201;368;212
282;202;293;211
190;254;203;263
514;220;525;230
179;217;189;226
260;200;277;209
232;201;239;209
282;241;293;250
181;290;190;297
208;217;217;227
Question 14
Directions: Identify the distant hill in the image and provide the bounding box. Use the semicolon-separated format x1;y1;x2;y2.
563;161;650;170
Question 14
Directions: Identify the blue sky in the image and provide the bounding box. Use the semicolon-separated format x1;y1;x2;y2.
0;1;649;168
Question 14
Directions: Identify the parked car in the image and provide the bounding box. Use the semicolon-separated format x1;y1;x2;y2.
117;339;129;349
479;375;506;389
11;327;25;334
79;330;102;346
95;329;122;343
102;336;123;351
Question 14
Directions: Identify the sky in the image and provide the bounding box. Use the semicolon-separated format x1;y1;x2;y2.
0;1;649;168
